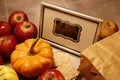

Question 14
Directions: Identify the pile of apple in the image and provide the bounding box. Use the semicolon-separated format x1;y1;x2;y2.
0;11;65;80
0;11;38;62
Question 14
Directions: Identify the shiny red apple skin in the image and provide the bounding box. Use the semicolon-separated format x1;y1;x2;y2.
0;21;12;36
99;19;119;39
14;21;37;42
37;69;65;80
9;11;28;28
0;54;4;65
0;35;18;58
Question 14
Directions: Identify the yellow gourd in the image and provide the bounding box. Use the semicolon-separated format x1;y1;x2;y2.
0;65;19;80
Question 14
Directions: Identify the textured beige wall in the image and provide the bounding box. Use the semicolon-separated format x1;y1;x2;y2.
0;0;120;29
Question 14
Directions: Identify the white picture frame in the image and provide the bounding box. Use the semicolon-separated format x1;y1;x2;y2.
39;2;103;56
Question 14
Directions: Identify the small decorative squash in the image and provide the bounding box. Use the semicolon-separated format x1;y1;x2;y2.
0;65;19;80
10;38;54;78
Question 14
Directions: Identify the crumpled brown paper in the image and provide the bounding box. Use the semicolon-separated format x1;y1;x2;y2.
77;54;105;80
79;31;120;80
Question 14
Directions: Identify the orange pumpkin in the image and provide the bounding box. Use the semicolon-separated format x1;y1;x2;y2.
10;38;54;78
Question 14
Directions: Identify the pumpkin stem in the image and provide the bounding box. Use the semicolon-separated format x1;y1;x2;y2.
29;38;39;55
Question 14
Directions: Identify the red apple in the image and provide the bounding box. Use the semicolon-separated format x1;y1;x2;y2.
99;19;119;40
37;69;65;80
9;11;28;28
14;21;37;42
0;35;18;58
0;21;12;36
0;54;4;65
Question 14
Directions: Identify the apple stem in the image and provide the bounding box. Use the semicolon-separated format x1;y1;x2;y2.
1;40;4;44
17;16;21;21
0;39;6;44
107;22;110;27
25;24;30;28
51;66;57;68
28;38;39;55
